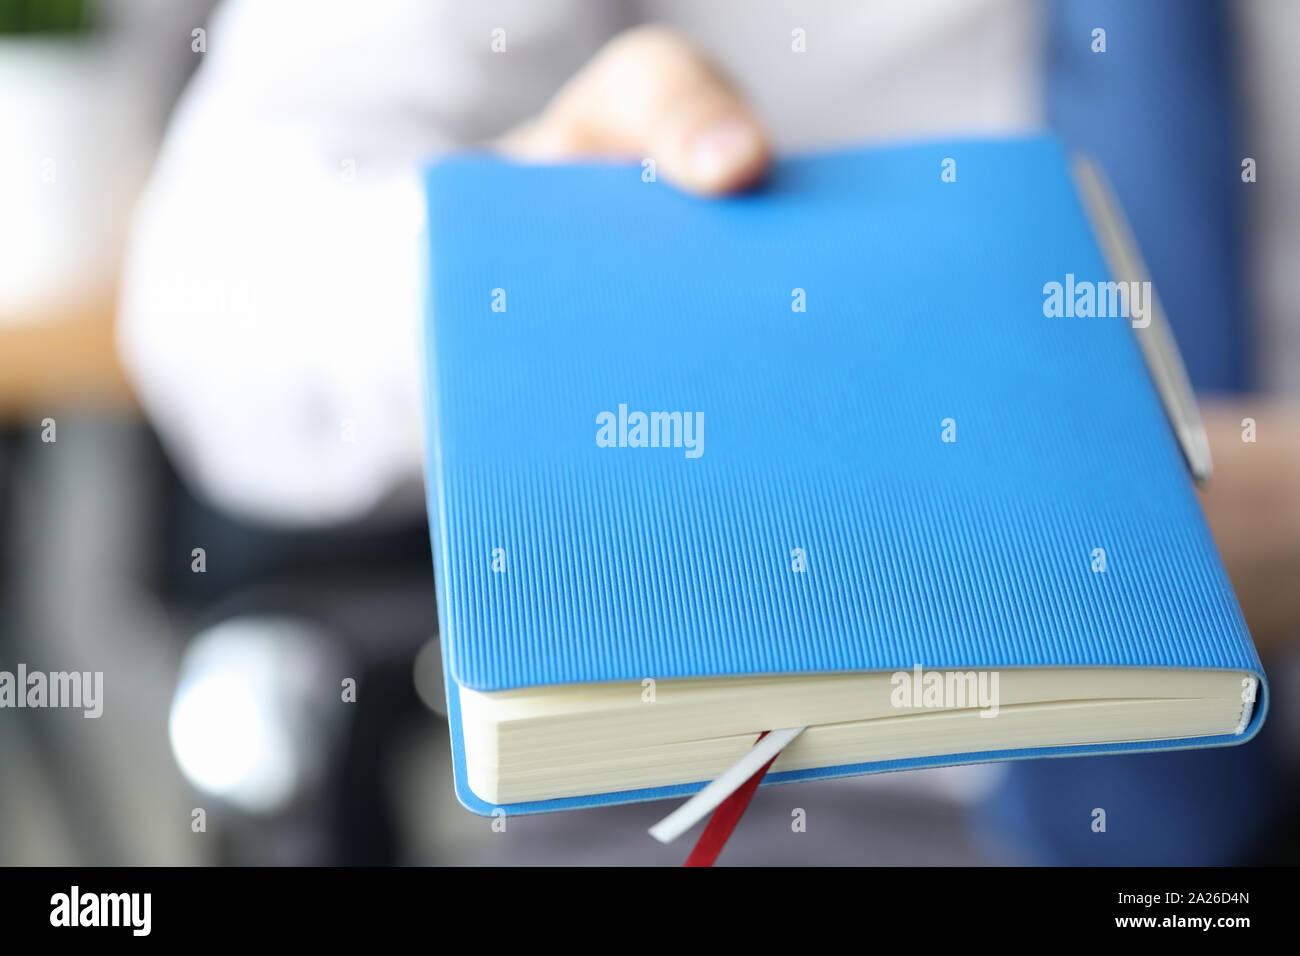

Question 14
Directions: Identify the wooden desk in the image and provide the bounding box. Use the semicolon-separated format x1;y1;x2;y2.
0;289;138;421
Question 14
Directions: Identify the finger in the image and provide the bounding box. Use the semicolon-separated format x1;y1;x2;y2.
497;25;769;195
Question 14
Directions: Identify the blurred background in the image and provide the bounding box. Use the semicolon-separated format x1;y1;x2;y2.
1;0;1298;865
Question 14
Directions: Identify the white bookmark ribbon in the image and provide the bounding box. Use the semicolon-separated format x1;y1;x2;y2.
647;726;806;844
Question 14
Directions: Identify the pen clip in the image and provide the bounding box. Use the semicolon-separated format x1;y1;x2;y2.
1071;155;1213;486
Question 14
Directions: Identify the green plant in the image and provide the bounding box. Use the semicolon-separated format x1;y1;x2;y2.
0;0;91;34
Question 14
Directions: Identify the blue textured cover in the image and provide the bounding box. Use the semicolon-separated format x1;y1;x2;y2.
421;136;1266;815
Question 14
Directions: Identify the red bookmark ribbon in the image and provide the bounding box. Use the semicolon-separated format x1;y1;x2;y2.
683;731;778;867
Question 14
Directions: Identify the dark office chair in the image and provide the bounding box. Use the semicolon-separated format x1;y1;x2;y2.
159;457;439;865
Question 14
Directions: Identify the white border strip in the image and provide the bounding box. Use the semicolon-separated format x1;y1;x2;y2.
647;726;806;845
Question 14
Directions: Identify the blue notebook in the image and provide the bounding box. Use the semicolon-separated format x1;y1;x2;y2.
421;136;1266;816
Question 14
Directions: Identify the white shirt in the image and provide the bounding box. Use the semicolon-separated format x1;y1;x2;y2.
119;0;1045;526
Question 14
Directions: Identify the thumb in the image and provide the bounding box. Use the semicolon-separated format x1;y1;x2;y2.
497;25;769;195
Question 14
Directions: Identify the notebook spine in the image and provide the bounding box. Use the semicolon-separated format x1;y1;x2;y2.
1071;155;1213;486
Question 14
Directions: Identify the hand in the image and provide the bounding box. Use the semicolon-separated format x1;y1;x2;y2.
1199;398;1300;656
497;25;770;195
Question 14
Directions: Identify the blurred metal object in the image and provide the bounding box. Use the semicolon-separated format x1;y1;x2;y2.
168;615;348;816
